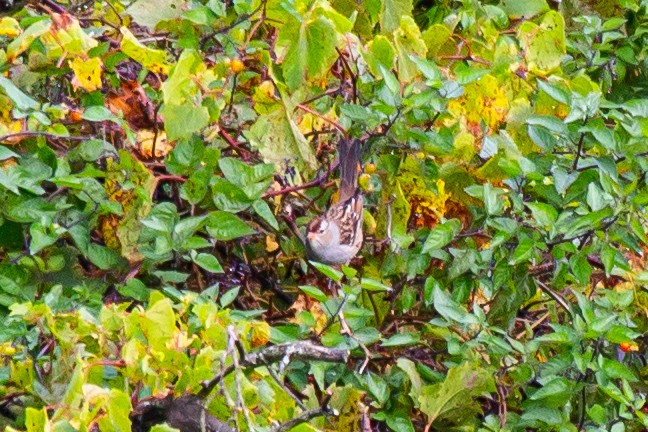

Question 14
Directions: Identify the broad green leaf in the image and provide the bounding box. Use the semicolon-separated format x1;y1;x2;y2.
366;372;390;405
299;285;328;302
419;362;494;424
205;211;255;240
501;0;549;19
160;103;210;141
526;202;558;227
422;219;461;253
432;284;478;324
381;332;420;347
253;199;280;230
510;237;535;265
0;76;39;111
246;106;317;170
220;286;240;307
193;252;224;273
380;0;413;33
364;35;395;76
126;0;184;29
310;261;343;282
360;277;392;292
279;10;348;91
397;358;423;403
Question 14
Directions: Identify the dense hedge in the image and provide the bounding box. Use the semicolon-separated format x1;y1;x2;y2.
1;0;648;431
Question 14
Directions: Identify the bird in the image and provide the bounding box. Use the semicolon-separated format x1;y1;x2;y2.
305;138;363;265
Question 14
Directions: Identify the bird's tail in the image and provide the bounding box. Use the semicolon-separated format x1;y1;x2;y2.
338;138;361;202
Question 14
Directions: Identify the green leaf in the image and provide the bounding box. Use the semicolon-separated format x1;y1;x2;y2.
6;18;51;62
366;372;390;405
433;285;478;324
397;358;423;403
0;76;39;111
192;252;224;273
310;261;343;282
161;103;210;141
220;286;240;307
510;237;535;265
246;105;317;170
211;178;253;213
87;244;124;270
299;285;328;302
381;332;420;347
142;296;176;348
393;16;427;82
422;219;461;253
360;277;392;292
25;407;48;432
126;0;184;29
364;35;395;76
380;0;413;33
120;26;170;74
517;11;566;74
205;211;255;241
253;199;280;230
500;0;549;19
526;202;558;227
529;377;573;405
419;362;494;424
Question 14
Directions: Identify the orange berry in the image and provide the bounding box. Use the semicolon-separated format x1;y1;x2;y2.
69;110;83;122
619;342;638;352
230;58;245;73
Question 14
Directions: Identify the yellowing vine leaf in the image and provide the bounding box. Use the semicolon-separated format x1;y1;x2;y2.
120;27;170;75
6;19;51;62
380;0;413;34
40;13;98;57
447;74;510;133
275;1;352;91
394;16;427;82
517;11;566;75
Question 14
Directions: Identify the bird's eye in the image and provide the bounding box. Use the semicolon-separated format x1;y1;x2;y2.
318;220;328;233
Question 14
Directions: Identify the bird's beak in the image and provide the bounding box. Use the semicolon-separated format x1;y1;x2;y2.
307;231;316;240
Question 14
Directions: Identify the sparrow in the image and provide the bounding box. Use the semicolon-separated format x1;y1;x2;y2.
305;139;363;265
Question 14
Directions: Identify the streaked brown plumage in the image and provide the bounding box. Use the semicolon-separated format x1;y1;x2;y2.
305;139;363;265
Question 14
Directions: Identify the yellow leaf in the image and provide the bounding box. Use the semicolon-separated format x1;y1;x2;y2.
136;129;169;158
69;57;103;92
40;13;98;58
265;235;279;253
6;19;51;62
120;27;170;75
0;17;21;37
250;321;271;347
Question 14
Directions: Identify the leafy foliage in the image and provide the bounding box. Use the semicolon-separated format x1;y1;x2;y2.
1;0;648;431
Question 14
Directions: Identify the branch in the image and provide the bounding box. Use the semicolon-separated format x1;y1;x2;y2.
0;131;94;143
263;163;338;198
199;341;349;398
